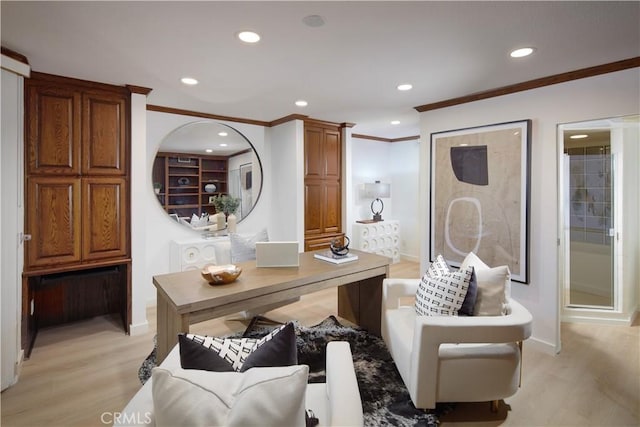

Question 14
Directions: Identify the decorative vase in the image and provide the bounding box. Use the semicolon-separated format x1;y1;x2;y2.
204;183;217;193
227;213;237;233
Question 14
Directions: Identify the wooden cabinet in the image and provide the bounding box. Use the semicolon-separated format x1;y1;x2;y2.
153;152;228;218
82;177;128;261
22;72;131;353
304;122;343;251
26;177;82;267
81;91;127;175
25;72;130;270
26;84;81;175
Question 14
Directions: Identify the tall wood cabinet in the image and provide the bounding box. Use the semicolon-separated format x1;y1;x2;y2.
304;121;344;251
22;72;131;354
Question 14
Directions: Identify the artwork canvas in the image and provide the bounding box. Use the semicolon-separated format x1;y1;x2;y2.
430;120;531;283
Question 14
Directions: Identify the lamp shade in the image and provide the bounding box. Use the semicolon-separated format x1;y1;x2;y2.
364;182;390;198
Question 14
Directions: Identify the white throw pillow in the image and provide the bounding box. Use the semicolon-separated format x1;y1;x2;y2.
415;254;472;316
229;229;269;263
152;364;308;427
460;252;511;315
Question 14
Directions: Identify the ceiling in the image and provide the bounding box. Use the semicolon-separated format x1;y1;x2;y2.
2;1;639;139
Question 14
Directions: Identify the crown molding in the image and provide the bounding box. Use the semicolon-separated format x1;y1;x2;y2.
147;104;271;127
126;85;153;95
352;133;420;143
415;56;640;112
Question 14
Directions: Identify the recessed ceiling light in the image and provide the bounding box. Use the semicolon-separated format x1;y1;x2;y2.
397;84;413;91
219;143;228;147
570;134;588;139
218;131;228;137
391;120;400;125
205;149;213;153
302;15;325;27
181;77;198;85
510;47;535;58
295;100;308;107
238;31;260;43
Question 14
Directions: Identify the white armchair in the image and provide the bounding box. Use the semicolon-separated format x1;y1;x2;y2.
381;277;533;410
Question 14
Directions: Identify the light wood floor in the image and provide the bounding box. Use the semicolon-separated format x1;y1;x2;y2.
1;260;638;426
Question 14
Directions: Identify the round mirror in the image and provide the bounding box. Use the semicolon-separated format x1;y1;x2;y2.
151;120;263;229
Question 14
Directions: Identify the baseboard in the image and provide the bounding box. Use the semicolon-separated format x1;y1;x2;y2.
525;336;558;355
129;320;149;336
399;253;419;263
562;310;638;326
16;349;24;376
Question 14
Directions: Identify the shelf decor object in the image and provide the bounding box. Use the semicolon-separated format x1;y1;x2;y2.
200;264;242;285
364;181;391;222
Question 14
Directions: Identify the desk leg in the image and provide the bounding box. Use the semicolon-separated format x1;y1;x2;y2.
337;274;384;336
156;290;190;364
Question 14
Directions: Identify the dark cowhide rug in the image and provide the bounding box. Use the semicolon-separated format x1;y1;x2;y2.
139;316;451;426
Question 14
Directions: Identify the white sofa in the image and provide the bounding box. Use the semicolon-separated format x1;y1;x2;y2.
381;277;533;410
116;341;363;427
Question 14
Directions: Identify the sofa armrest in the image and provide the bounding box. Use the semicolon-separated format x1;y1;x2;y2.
409;298;532;409
325;341;364;427
414;298;533;345
382;278;421;310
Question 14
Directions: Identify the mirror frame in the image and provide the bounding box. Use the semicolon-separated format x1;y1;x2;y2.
152;120;264;228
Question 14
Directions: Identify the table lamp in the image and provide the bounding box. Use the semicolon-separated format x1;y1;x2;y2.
364;181;391;221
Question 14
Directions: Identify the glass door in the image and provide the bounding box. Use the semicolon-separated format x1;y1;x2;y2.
560;123;615;309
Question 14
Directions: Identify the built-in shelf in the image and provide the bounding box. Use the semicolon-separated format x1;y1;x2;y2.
153;152;229;218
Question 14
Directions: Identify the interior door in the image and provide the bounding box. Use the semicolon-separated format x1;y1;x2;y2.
561;127;615;309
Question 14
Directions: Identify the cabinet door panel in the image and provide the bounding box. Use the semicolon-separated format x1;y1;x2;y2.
26;85;81;175
323;182;341;233
304;126;324;179
82;92;127;175
304;182;324;235
323;129;341;179
26;177;81;268
82;178;128;260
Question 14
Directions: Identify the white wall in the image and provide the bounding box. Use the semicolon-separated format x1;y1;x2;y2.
268;120;304;243
138;112;271;310
418;68;640;353
388;140;421;261
1;63;27;390
350;137;420;260
129;92;149;335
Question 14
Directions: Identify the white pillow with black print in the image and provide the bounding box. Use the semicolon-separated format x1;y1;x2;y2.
415;254;472;316
179;323;297;372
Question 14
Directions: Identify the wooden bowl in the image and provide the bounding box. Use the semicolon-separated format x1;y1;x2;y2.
201;264;242;285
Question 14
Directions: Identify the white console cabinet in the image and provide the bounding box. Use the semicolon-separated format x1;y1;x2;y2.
351;220;400;263
170;237;230;271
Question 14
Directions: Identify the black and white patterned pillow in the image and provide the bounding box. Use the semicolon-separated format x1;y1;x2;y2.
415;254;472;316
179;322;297;372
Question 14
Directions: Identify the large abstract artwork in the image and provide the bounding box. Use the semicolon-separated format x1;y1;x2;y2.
430;120;531;283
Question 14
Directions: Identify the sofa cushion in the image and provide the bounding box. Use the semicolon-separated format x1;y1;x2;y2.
458;268;478;316
460;252;511;315
152;364;308;427
179;322;297;372
230;228;269;262
415;254;472;316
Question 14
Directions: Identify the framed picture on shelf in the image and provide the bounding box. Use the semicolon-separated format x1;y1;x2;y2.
430;119;531;283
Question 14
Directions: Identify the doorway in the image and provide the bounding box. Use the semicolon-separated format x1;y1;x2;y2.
562;131;614;309
558;115;639;323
